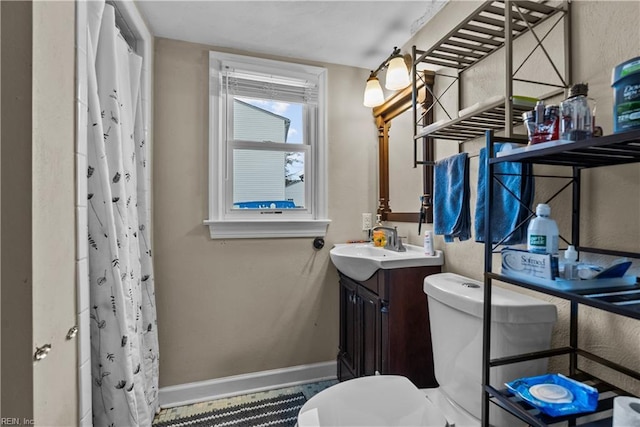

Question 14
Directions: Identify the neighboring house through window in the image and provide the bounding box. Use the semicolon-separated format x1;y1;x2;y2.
205;51;330;238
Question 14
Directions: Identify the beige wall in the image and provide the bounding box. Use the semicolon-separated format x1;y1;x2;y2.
1;1;34;420
154;1;640;394
153;38;378;386
392;0;640;394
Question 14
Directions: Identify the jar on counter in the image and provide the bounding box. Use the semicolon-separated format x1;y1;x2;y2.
560;83;593;141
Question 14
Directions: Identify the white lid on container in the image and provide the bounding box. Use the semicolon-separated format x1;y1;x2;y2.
423;272;557;324
564;245;578;261
536;203;551;216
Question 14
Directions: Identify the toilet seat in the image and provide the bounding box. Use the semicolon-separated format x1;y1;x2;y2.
422;388;480;427
297;376;448;427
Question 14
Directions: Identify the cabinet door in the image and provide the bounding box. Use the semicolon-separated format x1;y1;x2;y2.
339;277;358;378
358;285;381;377
385;267;439;388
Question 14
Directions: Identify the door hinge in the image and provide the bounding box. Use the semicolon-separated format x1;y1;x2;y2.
66;325;78;340
34;344;52;361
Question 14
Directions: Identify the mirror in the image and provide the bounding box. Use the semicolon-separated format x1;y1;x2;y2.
372;70;435;223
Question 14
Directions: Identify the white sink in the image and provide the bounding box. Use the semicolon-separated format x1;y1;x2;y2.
330;243;444;281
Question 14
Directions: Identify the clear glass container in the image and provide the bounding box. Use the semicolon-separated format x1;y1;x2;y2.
560;83;593;141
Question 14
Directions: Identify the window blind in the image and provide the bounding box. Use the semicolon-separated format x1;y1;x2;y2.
222;67;319;104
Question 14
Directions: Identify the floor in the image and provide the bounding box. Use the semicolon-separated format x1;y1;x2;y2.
152;379;338;425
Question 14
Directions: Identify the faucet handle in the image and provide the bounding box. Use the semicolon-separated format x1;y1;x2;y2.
396;234;407;252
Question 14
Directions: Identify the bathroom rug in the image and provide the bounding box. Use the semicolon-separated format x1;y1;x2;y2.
153;391;305;426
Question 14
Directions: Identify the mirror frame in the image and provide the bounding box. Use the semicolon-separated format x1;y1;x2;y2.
372;71;435;223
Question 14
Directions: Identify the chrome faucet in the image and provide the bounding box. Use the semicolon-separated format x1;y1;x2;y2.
371;226;406;252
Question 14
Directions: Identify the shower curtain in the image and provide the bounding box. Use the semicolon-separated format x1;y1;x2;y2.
87;2;159;425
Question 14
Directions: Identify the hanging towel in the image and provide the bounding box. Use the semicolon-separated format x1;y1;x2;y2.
474;143;534;245
433;153;471;242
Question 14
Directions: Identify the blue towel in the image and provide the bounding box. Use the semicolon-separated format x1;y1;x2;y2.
474;143;534;245
433;153;471;242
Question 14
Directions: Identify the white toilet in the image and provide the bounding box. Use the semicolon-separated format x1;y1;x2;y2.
298;272;558;426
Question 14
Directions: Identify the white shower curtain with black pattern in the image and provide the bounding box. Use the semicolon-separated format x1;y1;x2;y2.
87;2;159;425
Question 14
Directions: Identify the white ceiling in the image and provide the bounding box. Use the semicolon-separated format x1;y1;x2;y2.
135;1;447;70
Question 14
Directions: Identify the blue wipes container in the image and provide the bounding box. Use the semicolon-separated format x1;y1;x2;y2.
612;56;640;133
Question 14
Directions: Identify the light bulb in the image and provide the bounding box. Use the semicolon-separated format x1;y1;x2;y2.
385;55;410;90
363;75;384;107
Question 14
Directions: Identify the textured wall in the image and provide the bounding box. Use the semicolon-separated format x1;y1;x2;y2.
153;38;378;386
395;0;640;394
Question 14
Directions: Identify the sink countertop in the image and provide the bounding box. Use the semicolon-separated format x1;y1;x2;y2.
330;243;444;281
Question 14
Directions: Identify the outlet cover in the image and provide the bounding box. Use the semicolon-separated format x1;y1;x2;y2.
362;213;372;231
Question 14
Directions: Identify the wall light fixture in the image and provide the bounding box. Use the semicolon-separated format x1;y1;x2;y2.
363;47;411;108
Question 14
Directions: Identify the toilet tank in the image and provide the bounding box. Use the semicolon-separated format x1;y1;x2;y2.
423;273;557;422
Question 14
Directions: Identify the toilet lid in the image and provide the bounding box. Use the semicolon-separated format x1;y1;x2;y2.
297;376;448;427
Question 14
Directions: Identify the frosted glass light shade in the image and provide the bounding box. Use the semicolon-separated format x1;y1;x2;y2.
385;56;410;90
363;76;384;107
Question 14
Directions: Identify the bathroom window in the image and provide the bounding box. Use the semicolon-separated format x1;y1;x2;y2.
205;51;330;238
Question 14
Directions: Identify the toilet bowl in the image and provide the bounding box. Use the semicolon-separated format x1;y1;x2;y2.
297;273;558;427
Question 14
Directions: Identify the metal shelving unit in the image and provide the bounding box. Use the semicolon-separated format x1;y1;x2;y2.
414;97;534;141
481;129;640;426
411;0;571;146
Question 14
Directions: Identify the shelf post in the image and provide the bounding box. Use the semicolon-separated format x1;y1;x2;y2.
412;45;418;169
564;0;573;90
570;166;580;376
570;301;578;376
504;0;513;138
481;130;496;427
572;166;580;252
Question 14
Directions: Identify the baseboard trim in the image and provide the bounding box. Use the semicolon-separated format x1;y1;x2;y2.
158;361;337;408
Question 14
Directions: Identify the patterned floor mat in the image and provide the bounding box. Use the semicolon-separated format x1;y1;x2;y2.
153;379;337;426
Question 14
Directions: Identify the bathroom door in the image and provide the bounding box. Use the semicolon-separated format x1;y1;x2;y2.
0;1;78;423
31;1;79;424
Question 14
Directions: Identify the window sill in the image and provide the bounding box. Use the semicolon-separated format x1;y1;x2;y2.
204;219;331;239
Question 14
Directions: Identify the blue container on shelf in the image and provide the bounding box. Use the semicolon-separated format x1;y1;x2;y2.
612;56;640;133
506;373;599;417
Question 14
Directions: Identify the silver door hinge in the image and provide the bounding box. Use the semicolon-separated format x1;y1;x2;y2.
66;326;78;340
34;344;52;361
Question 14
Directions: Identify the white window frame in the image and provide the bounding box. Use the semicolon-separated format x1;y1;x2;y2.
205;51;330;239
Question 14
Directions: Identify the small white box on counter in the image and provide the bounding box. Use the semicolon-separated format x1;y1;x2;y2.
501;248;558;280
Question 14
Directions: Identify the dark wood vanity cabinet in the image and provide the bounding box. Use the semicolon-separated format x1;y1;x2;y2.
337;265;441;388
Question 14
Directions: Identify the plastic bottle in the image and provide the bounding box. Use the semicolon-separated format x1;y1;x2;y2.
562;245;579;280
527;204;559;255
424;230;434;256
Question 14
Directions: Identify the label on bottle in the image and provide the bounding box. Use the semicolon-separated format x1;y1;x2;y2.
529;234;547;250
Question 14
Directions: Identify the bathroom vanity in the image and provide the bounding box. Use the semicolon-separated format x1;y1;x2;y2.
337;266;441;388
